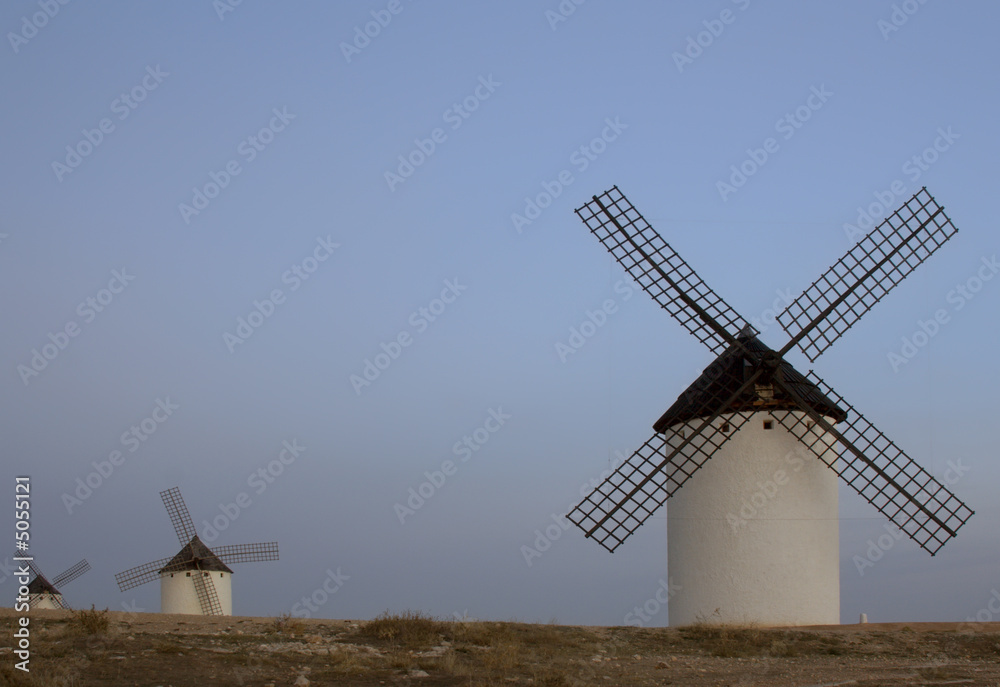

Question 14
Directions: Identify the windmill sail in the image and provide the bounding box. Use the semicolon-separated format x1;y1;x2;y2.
777;188;959;362
576;186;754;356
771;372;974;554
115;487;279;616
566;185;973;561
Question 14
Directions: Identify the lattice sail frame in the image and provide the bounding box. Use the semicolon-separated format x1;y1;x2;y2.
51;559;91;588
568;362;766;553
23;558;66;609
771;374;973;555
115;487;280;615
115;541;281;592
215;542;280;564
115;556;177;591
191;570;225;616
568;186;973;555
576;186;755;357
17;556;90;609
778;188;959;362
161;486;197;544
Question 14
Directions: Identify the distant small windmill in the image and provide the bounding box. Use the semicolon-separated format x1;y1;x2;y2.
567;186;974;626
115;487;278;616
17;555;90;609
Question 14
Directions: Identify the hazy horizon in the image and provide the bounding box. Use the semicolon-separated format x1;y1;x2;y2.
3;1;999;627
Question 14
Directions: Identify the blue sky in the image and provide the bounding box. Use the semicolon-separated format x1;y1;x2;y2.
2;1;998;626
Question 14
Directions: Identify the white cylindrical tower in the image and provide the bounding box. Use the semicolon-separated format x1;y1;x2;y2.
667;411;840;626
28;593;64;610
160;569;233;615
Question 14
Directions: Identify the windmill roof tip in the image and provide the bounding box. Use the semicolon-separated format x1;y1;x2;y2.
652;335;848;432
159;535;234;574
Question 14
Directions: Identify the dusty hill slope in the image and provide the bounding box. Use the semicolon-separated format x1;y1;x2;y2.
2;607;999;686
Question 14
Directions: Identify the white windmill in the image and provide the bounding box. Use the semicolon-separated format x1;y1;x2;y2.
18;556;90;610
115;487;278;616
567;186;974;626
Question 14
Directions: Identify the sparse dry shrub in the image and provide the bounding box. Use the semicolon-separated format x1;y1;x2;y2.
358;610;447;648
450;621;515;646
69;605;111;636
270;612;307;636
328;648;378;673
681;622;786;657
681;623;859;658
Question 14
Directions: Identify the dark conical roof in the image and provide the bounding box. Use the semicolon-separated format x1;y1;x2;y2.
652;332;847;433
159;535;233;574
27;574;59;595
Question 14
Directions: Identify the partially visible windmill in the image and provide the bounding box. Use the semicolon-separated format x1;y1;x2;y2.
17;555;90;609
566;186;974;626
115;487;278;616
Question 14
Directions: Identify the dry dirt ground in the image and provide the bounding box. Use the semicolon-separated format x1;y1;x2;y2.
2;608;999;686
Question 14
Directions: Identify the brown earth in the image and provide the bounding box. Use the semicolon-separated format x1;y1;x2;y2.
2;607;999;686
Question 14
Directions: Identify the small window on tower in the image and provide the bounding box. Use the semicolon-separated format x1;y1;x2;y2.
721;422;731;433
763;420;773;430
186;572;191;577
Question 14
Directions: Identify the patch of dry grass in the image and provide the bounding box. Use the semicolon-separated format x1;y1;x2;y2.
68;606;111;636
357;610;448;648
268;612;307;636
679;622;851;658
